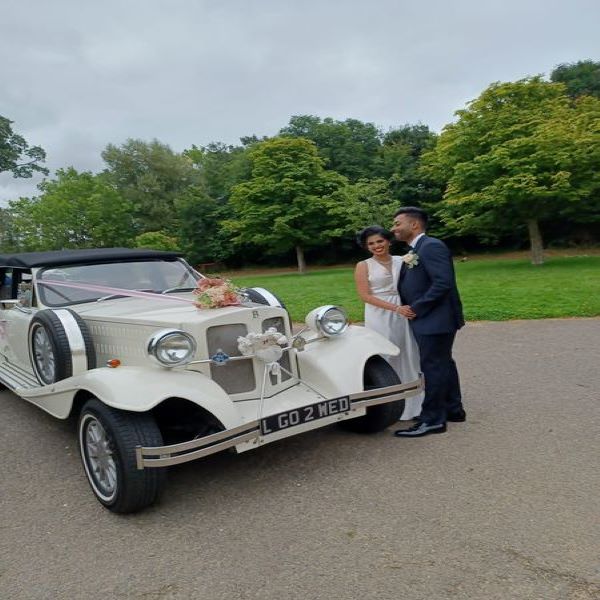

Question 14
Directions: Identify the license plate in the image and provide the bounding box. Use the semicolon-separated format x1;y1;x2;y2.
261;396;351;435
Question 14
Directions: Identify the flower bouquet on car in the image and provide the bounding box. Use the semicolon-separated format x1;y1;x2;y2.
193;277;242;309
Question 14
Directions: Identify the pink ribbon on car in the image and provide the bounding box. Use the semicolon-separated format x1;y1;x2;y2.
37;280;197;304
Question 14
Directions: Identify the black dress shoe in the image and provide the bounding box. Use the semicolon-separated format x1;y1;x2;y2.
394;422;447;437
447;409;466;422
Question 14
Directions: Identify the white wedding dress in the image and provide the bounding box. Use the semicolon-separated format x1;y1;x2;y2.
363;256;424;420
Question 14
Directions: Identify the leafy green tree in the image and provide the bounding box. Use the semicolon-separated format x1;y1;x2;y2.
8;168;134;250
328;178;396;238
0;207;17;252
551;60;600;99
280;115;382;182
0;116;48;178
102;139;200;234
134;231;180;251
225;137;347;272
380;124;440;204
424;78;600;264
174;185;233;265
184;142;251;201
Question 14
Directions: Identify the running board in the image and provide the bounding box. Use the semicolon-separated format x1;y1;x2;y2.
0;359;39;391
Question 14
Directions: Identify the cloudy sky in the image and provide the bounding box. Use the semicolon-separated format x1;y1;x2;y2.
1;0;598;204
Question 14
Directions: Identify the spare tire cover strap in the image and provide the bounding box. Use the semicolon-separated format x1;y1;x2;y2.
53;309;88;376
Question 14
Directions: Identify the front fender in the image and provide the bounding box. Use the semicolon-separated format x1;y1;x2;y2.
296;325;399;398
18;366;242;429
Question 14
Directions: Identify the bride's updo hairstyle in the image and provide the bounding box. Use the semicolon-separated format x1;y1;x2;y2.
356;225;394;249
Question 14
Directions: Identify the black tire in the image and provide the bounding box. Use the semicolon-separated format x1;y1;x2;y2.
28;309;95;385
78;398;166;514
339;356;404;433
243;287;286;309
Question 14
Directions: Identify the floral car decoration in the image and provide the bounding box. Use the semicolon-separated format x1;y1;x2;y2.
193;277;241;309
0;248;423;514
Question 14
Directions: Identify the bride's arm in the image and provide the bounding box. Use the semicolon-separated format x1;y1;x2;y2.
354;261;402;313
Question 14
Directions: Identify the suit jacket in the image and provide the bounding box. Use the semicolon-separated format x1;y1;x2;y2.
398;235;464;335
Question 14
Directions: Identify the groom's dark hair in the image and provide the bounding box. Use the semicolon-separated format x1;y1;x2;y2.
394;206;428;228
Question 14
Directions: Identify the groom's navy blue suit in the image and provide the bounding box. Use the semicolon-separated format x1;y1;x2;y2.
398;235;464;425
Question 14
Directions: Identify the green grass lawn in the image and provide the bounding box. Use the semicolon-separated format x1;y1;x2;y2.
230;256;600;322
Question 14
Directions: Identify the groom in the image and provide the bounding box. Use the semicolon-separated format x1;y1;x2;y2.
391;207;465;438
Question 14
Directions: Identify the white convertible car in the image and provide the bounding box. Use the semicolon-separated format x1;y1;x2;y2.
0;249;423;513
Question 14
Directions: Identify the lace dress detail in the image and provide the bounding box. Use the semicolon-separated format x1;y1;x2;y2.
364;257;424;420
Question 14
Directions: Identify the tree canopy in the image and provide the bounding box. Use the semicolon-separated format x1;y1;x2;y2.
225;137;347;272
0;116;48;178
8;168;134;250
280;115;382;182
423;77;600;264
2;58;599;262
551;60;600;99
102;139;200;234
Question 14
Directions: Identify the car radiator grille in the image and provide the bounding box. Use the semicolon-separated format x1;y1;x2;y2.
205;318;292;395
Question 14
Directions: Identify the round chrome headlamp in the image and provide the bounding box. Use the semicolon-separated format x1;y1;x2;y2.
305;305;349;337
147;329;197;367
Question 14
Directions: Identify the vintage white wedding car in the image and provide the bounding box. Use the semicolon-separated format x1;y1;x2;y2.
0;249;423;513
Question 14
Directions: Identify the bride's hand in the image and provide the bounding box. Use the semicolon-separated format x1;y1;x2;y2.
396;305;416;319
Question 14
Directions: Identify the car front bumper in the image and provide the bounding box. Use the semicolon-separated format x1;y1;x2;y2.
135;375;424;469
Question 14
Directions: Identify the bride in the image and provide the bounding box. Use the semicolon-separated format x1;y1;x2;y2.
354;226;424;420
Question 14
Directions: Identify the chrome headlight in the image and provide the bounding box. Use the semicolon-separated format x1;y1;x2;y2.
147;329;197;367
305;305;349;337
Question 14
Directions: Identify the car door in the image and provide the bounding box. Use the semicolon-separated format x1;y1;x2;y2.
0;268;36;372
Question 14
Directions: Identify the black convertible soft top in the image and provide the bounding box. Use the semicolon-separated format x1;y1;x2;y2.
0;248;183;268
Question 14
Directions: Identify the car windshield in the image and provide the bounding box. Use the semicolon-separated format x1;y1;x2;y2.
37;259;201;306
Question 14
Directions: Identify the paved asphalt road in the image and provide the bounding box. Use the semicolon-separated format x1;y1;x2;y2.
1;318;599;600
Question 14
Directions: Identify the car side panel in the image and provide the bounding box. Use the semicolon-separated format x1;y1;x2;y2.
15;366;243;428
1;306;34;370
295;325;400;398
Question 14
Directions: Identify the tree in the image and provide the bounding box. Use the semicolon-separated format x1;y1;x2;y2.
0;116;48;178
551;60;600;99
380;124;440;204
102;139;200;234
225;137;347;273
184;142;251;201
174;185;234;265
423;78;600;264
8;168;134;250
328;178;397;238
135;231;180;251
280;115;382;181
0;207;17;252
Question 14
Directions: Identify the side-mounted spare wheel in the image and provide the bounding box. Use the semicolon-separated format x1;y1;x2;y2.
78;398;166;514
339;356;404;433
28;308;96;385
243;287;286;309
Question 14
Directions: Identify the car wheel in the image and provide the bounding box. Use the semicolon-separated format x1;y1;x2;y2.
339;356;404;433
28;309;95;385
78;398;166;514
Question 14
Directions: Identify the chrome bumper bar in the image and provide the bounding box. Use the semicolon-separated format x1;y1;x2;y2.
135;374;424;469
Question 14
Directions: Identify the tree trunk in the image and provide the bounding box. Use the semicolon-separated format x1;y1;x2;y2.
295;245;306;274
527;219;544;265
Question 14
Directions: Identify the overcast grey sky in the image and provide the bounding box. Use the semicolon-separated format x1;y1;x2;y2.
1;0;599;204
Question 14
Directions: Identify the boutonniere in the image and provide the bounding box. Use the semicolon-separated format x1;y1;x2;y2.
402;251;420;269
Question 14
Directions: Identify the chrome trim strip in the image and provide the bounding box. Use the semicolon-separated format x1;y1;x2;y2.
137;430;260;468
135;421;260;469
53;309;87;375
349;375;424;403
352;390;418;409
